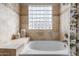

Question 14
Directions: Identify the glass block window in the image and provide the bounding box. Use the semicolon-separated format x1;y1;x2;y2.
28;4;52;30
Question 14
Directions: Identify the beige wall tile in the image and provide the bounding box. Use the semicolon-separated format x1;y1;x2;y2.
20;3;60;40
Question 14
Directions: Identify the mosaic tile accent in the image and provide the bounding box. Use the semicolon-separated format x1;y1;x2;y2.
70;3;77;56
70;3;79;56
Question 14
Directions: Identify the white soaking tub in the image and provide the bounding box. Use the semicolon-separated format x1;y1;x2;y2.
20;41;69;56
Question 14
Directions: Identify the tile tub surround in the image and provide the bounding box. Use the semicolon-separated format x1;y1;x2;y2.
60;4;70;55
20;3;60;40
0;37;30;56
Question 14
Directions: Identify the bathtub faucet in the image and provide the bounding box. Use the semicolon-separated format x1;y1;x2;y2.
62;40;68;45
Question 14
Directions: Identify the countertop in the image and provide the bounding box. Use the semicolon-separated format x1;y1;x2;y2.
0;37;30;49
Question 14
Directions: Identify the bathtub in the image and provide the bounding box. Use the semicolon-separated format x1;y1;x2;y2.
20;41;69;56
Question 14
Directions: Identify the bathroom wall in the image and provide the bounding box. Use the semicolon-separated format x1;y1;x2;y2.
20;3;60;40
60;4;70;41
0;4;20;42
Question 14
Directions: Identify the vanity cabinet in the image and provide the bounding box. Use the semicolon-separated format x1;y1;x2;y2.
0;37;30;56
0;43;24;56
